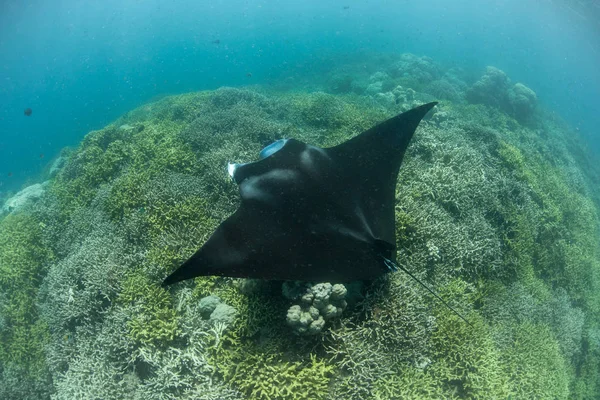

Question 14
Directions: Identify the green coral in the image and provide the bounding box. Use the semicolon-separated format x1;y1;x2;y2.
118;272;180;347
326;273;435;399
572;324;600;399
50;107;198;218
372;367;447;399
499;322;570;398
104;169;152;219
497;140;527;178
287;92;386;147
0;213;52;287
224;349;334;400
428;279;509;398
191;276;220;299
0;213;53;395
394;206;418;244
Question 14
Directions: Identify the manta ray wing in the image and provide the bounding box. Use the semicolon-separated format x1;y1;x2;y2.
162;102;437;286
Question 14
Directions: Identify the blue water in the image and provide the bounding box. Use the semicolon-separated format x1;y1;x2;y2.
1;0;599;193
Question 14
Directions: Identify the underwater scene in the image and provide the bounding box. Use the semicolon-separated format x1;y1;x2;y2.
1;1;600;399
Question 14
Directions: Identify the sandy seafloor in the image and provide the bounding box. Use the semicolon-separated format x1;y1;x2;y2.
1;53;600;399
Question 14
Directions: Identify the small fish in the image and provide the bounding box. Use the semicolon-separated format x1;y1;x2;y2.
246;72;252;78
7;172;12;177
39;153;44;159
24;108;32;116
212;39;221;45
343;5;350;9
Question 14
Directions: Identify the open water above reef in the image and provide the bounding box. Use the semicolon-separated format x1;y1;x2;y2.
1;0;599;193
0;1;599;399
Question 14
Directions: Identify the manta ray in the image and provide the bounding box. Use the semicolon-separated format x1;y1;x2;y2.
162;102;437;287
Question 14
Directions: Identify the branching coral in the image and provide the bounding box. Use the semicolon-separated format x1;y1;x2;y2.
38;214;141;335
180;88;287;155
426;279;509;398
326;273;436;399
224;348;334;400
483;282;585;365
118;271;180;347
499;321;570;398
394;122;505;280
0;213;53;396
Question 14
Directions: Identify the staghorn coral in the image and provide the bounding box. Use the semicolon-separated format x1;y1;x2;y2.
326;273;436;399
49;308;137;400
394;121;506;280
49;100;199;217
482;283;585;363
499;321;570;398
39;213;141;336
0;213;53;397
223;348;334;400
572;323;600;399
0;360;53;400
372;366;447;400
119;271;180;347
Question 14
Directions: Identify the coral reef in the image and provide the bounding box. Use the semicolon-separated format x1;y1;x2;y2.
223;349;334;400
0;213;54;398
424;77;465;102
388;53;441;87
466;66;511;107
1;182;48;215
327;272;436;399
284;282;348;335
1;52;599;399
508;82;538;121
47;152;67;178
198;295;238;325
466;66;538;121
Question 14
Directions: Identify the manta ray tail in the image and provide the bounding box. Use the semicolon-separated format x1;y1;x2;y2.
383;256;473;326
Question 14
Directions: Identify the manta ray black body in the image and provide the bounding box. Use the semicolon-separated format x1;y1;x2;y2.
162;102;437;287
